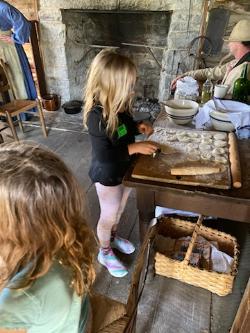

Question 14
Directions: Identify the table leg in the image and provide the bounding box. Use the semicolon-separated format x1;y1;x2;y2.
136;188;155;242
230;278;250;333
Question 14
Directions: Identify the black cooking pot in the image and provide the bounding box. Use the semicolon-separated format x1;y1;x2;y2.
62;100;83;114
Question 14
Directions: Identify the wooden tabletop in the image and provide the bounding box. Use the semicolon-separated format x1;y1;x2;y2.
123;138;250;223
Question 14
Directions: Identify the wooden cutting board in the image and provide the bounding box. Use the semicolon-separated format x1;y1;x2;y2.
132;127;232;189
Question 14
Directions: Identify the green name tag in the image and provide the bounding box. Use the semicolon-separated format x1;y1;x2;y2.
117;123;127;138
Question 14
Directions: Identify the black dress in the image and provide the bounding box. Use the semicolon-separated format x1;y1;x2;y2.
87;105;138;186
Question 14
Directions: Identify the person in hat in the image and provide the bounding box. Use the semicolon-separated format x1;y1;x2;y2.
171;19;250;94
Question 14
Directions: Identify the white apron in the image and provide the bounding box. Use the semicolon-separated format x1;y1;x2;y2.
0;29;27;99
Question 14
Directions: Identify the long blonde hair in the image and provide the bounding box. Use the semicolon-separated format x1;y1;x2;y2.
83;49;137;136
0;142;95;296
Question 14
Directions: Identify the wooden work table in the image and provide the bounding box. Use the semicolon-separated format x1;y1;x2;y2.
124;138;250;238
123;131;250;333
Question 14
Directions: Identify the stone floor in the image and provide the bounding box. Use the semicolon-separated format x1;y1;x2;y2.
1;112;250;333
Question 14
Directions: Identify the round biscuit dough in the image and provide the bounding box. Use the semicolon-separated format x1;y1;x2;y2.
214;155;227;164
214;133;227;140
167;135;177;142
201;138;213;144
214;140;227;148
187;143;199;150
178;136;190;142
212;147;226;156
202;133;213;139
201;151;212;160
199;143;211;151
188;132;199;138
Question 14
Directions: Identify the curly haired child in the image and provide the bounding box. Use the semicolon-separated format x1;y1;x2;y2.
0;142;96;333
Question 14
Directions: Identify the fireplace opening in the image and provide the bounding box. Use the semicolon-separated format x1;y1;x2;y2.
61;10;172;104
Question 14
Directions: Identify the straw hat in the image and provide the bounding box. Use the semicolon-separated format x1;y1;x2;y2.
224;19;250;42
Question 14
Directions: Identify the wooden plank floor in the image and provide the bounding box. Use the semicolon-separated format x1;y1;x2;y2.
1;122;250;333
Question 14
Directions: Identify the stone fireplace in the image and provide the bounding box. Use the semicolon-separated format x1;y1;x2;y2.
61;10;171;101
39;0;203;104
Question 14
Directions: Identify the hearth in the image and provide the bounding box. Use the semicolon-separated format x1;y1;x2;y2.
61;9;171;102
39;0;203;104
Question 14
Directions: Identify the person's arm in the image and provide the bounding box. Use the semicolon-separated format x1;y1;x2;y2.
128;141;159;155
88;111;158;162
6;5;31;44
184;63;228;82
171;63;228;90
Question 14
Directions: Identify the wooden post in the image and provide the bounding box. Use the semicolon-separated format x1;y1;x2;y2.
136;189;155;243
29;21;47;97
33;0;38;21
230;279;250;333
194;0;210;69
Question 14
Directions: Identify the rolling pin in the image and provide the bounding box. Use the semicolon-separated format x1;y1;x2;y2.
228;132;242;188
170;165;221;176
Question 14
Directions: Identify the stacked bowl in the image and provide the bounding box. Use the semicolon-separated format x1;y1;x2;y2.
164;100;199;125
209;110;235;132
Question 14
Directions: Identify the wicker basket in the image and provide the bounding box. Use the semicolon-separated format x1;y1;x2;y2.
154;215;239;296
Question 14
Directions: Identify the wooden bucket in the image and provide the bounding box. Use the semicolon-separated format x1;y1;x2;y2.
42;94;60;111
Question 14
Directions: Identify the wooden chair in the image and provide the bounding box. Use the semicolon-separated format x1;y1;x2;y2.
0;59;47;141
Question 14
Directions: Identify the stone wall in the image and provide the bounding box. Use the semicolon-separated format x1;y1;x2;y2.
38;0;204;103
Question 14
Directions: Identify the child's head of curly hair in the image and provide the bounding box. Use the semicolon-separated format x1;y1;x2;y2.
0;142;95;295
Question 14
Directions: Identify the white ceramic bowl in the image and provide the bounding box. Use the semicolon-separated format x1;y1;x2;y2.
210;110;235;132
164;100;199;125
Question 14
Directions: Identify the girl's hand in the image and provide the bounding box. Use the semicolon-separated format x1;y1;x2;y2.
0;35;13;44
137;121;154;136
128;141;159;155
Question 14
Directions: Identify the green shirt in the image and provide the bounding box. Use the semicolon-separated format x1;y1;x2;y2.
0;262;89;332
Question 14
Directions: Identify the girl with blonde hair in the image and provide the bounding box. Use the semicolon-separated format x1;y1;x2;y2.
0;142;95;333
84;49;158;278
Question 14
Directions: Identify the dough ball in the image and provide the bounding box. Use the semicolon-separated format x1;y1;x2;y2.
167;135;177;142
214;140;227;148
187;147;200;155
202;133;213;139
199;143;211;151
201;151;212;160
166;129;176;134
178;136;190;143
214;133;227;140
188;132;199;138
201;138;213;144
192;137;201;143
187;143;199;150
212;147;226;156
214;155;227;164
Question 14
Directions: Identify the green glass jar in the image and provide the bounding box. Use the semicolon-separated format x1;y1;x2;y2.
232;63;249;103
